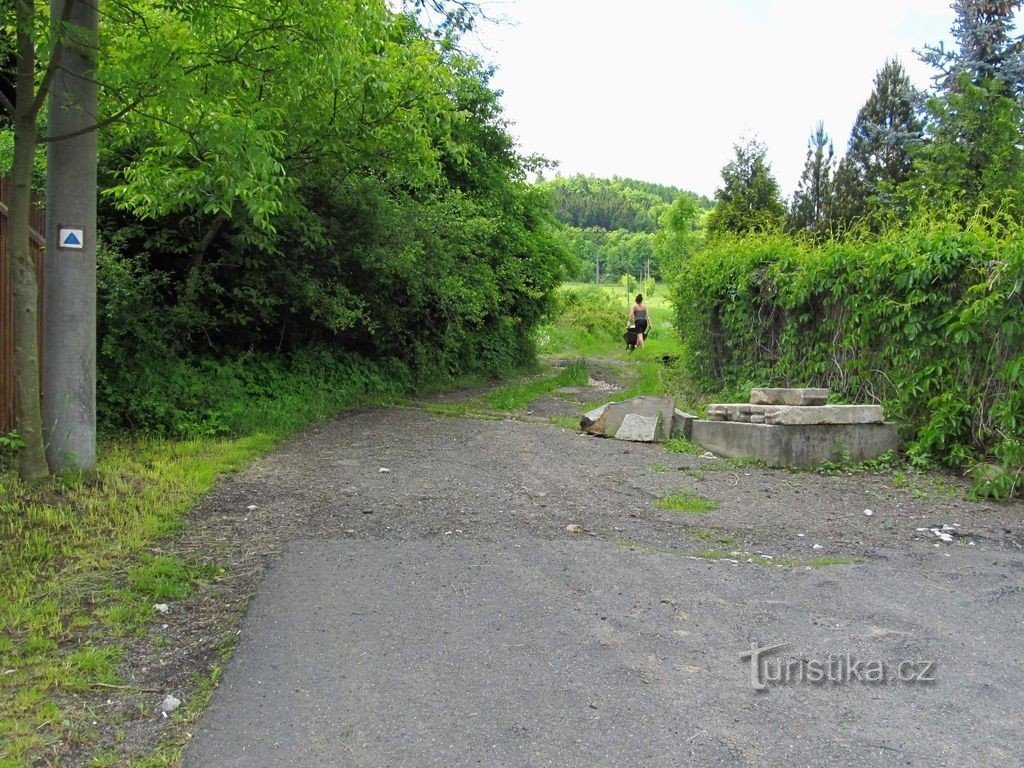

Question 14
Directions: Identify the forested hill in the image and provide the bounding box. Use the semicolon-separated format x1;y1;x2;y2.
541;175;712;233
537;175;711;283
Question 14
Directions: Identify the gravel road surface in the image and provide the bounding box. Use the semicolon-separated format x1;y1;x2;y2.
179;402;1024;768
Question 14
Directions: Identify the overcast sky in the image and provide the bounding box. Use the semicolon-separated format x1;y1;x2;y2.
466;0;956;199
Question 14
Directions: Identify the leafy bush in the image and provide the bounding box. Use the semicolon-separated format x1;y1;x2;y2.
671;221;1023;497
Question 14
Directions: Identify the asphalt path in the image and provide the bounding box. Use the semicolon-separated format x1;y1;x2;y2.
183;409;1024;768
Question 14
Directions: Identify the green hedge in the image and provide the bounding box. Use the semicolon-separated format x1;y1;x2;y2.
672;223;1023;497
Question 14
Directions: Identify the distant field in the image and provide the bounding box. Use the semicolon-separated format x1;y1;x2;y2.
538;282;680;359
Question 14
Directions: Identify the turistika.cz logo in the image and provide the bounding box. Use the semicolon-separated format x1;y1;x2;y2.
739;642;937;692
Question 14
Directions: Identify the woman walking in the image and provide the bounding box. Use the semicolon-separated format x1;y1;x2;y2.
628;294;652;349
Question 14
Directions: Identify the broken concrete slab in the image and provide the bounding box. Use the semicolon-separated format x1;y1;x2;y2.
580;396;675;441
614;414;661;442
671;410;697;440
749;387;829;406
690;420;898;469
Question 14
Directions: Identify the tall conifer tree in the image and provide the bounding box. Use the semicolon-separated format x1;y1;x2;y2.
918;0;1024;96
705;138;785;238
788;121;835;238
832;59;922;229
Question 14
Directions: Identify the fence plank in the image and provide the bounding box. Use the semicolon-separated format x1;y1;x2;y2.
0;176;46;435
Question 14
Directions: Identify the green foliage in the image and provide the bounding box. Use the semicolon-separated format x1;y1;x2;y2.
906;76;1024;222
671;222;1024;496
664;437;704;455
89;4;572;433
655;193;704;274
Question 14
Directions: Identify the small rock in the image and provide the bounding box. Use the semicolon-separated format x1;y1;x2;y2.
160;695;181;717
565;524;584;534
153;603;170;614
812;544;823;550
863;509;874;517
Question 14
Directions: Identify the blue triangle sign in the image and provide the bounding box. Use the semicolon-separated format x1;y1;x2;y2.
64;232;81;246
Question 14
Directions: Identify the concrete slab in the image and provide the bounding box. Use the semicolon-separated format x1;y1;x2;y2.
763;404;884;426
613;413;661;442
690;420;898;469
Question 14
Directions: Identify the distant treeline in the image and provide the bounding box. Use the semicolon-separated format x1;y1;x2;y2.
539;175;712;284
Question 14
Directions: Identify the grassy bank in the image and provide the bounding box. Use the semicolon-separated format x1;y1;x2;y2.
0;353;418;766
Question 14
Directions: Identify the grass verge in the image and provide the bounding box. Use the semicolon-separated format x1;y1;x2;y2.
0;435;277;765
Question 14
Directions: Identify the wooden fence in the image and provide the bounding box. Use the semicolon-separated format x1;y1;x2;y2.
0;176;46;435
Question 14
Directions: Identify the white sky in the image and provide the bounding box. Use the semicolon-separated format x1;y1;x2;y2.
466;0;956;199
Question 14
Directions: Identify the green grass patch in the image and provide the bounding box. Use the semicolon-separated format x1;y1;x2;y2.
691;528;736;547
654;488;718;515
665;437;703;455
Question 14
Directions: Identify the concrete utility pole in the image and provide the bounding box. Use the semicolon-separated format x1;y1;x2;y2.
43;0;99;471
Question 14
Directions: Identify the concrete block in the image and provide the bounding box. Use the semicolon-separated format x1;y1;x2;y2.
614;413;661;442
750;387;830;406
671;410;697;440
690;420;898;469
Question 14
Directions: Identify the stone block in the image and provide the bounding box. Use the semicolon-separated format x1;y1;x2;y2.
690;420;898;469
750;387;830;406
671;410;697;440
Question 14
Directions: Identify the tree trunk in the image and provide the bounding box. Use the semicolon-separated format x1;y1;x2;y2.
11;0;48;480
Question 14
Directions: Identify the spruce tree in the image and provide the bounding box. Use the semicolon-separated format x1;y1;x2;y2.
788;121;835;238
910;1;1024;218
832;59;922;229
918;0;1024;97
705;138;786;239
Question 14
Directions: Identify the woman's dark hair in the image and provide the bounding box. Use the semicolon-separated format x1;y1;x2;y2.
635;294;643;304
